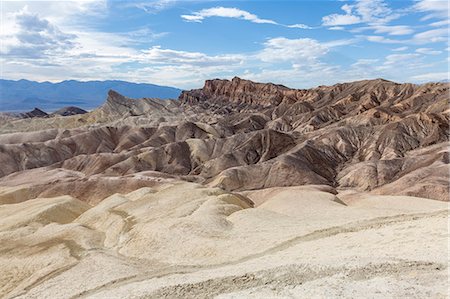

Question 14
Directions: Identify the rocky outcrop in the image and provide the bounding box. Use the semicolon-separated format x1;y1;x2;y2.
179;77;297;110
51;106;88;117
20;108;48;118
0;78;448;201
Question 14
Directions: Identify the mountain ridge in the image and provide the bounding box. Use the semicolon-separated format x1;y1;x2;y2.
0;77;448;201
0;79;182;111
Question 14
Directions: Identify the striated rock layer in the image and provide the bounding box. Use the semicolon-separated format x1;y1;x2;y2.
0;77;448;201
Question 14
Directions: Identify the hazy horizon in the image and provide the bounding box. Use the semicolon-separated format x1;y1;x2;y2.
2;75;449;92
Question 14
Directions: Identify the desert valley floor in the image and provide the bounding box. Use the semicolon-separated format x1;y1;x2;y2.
0;77;448;298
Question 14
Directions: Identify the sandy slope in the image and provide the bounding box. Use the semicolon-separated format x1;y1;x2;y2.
0;182;447;298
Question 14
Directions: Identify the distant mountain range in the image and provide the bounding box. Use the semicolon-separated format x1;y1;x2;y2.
0;79;182;112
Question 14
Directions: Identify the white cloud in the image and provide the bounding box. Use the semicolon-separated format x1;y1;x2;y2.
365;35;403;44
328;26;345;30
351;58;379;67
130;1;223;14
322;13;362;26
352;24;414;36
415;47;442;55
361;52;440;81
364;26;447;45
257;38;329;63
413;28;448;43
240;37;364;88
322;0;400;27
354;0;397;24
1;7;77;58
0;1;116;59
384;53;420;65
376;53;423;72
131;0;177;13
429;19;450;27
287;24;313;29
181;7;277;24
112;62;244;88
392;46;408;51
369;25;414;36
411;72;449;82
1;2;168;61
1;0;106;26
414;0;449;20
68;30;139;61
237;65;342;89
139;46;244;67
236;49;443;88
1;42;246;89
323;39;357;47
181;6;312;29
341;4;353;15
124;27;168;43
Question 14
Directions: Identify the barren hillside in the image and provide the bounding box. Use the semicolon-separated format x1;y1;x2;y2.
0;78;448;298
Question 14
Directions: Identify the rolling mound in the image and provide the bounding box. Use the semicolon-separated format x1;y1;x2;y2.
0;182;447;298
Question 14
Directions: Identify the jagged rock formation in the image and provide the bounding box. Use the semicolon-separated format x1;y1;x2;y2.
0;106;87;121
20;107;48;118
1;77;447;201
179;76;292;109
51;106;88;117
0;90;192;134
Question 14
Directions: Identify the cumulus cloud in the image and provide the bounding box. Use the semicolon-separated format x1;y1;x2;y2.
322;0;399;26
132;37;344;87
354;0;396;24
322;0;415;40
2;8;77;59
1;0;106;26
323;0;448;43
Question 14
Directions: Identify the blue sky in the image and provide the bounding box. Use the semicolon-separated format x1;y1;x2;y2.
1;0;448;89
